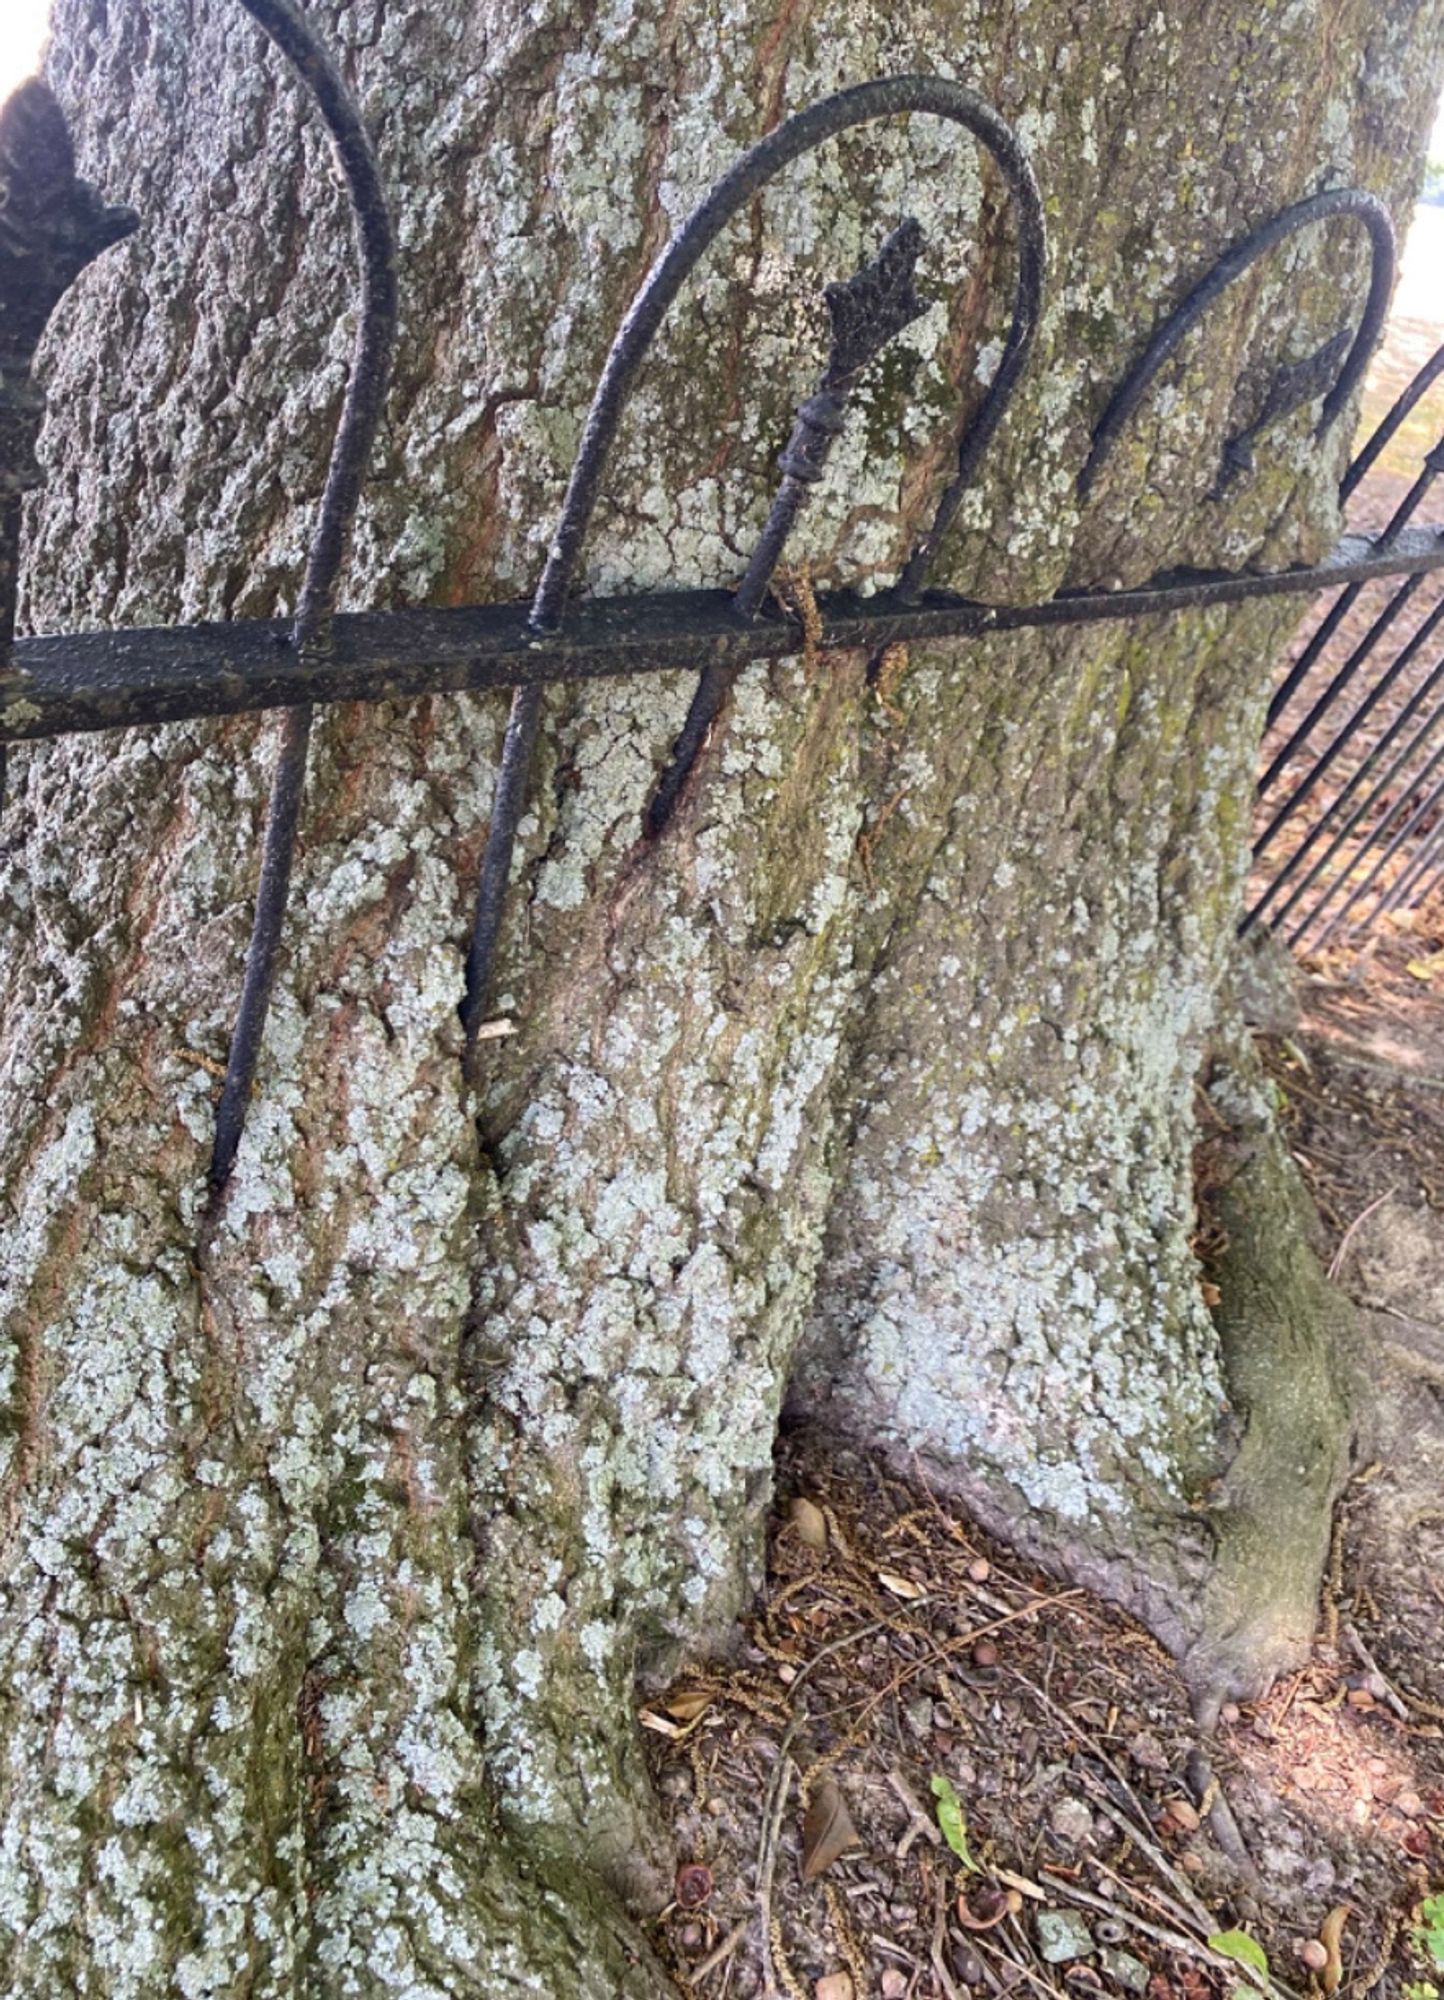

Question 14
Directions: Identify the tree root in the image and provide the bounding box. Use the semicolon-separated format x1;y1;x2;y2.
1182;1033;1356;1710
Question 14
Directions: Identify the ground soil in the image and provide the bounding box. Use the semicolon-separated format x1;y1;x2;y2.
635;325;1444;2000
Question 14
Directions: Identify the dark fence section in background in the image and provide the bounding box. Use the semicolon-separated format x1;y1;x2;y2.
1247;337;1444;953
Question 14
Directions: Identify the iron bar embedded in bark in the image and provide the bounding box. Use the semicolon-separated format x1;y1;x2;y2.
209;0;399;1195
1078;186;1394;502
461;74;1044;1041
645;218;930;838
0;23;1428;1145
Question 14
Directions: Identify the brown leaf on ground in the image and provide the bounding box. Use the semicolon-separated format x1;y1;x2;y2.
877;1569;927;1599
663;1686;714;1723
1319;1904;1350;1994
801;1775;861;1881
790;1496;829;1549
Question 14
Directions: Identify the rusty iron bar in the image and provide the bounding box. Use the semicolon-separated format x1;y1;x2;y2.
459;74;1047;1057
207;0;399;1195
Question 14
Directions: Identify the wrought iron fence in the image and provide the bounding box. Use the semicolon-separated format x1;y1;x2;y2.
2;0;1440;1195
1244;335;1444;954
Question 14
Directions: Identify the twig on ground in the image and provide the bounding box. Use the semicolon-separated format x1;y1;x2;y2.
691;1921;749;1984
833;1594;1083;1729
1343;1621;1414;1722
1082;1841;1212;1941
887;1768;943;1858
787;1620;885;1698
755;1717;802;1997
929;1871;966;2000
1040;1867;1301;1996
1328;1188;1395;1278
1075;1789;1215;1931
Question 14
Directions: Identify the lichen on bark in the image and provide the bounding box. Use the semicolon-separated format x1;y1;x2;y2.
1;0;1443;1989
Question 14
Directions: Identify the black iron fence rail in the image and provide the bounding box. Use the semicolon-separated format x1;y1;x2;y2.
8;529;1444;746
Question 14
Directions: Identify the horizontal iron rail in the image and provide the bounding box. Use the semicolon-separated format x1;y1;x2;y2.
9;526;1444;745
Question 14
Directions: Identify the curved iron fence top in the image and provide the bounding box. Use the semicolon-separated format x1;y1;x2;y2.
526;73;1047;634
1077;187;1395;503
236;0;399;655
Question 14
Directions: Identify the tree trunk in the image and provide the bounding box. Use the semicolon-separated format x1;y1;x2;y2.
2;0;1442;1987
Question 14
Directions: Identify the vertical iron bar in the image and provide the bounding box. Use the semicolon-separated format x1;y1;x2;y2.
1376;811;1444;918
1247;625;1444;932
1265;447;1444;731
1251;582;1444;864
457;679;541;1063
1297;738;1444;949
1255;656;1444;934
1325;762;1444;945
209;0;398;1194
646;219;929;837
527;78;1043;638
1401;829;1444;911
1374;765;1444;917
1341;334;1444;503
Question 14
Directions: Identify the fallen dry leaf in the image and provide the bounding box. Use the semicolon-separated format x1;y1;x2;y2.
639;1707;705;1741
801;1775;861;1881
789;1496;828;1550
815;1976;854;2000
877;1569;927;1600
1319;1904;1350;1995
663;1687;714;1724
956;1883;1011;1932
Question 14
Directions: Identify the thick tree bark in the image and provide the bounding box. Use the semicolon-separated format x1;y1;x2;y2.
2;0;1443;1988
